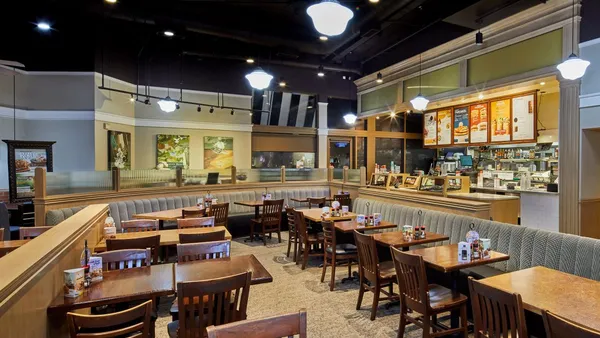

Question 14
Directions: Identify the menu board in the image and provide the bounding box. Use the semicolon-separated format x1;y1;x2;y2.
437;110;452;145
453;107;469;144
512;94;535;141
14;149;48;199
469;104;488;144
490;99;511;142
423;112;437;146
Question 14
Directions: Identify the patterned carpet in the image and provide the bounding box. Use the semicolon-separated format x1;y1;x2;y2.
155;232;452;338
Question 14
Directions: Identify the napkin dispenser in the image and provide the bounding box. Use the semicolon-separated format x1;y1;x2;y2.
458;241;471;262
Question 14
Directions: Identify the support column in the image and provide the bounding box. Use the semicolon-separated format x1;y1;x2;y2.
318;102;328;168
559;79;581;235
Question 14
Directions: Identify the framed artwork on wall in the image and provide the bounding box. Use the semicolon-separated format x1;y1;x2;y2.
2;140;55;203
203;136;233;169
157;134;190;169
108;131;131;169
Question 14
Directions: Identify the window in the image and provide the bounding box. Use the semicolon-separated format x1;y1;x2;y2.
375;138;404;171
376;113;404;132
356;137;367;168
406;112;423;133
405;139;435;174
252;152;315;168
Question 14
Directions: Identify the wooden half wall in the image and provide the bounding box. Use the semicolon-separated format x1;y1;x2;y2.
0;204;109;337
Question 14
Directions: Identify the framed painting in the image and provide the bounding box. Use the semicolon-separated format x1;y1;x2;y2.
157;134;190;169
203;136;233;169
108;131;131;169
2;140;55;203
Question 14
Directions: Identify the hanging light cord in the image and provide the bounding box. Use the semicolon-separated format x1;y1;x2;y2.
572;0;576;53
419;54;422;95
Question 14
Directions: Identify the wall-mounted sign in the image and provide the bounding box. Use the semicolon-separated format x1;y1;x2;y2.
469;104;488;144
490;99;511;142
437;109;452;146
423;112;437;146
512;94;535;141
453;107;470;144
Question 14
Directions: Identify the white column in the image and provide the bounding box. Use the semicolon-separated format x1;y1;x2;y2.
318;102;328;168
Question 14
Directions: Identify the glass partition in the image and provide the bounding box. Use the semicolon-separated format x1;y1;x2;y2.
182;169;232;186
241;169;282;183
333;168;343;181
46;171;113;195
120;170;177;189
285;168;327;182
347;169;362;184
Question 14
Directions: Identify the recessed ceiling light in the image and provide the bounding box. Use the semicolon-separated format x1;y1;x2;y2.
105;0;117;3
478;93;484;100
246;58;255;64
164;31;174;37
279;77;287;87
376;72;383;84
376;116;380;119
319;36;328;41
37;22;51;31
317;65;325;77
540;82;546;86
307;105;313;109
369;0;380;3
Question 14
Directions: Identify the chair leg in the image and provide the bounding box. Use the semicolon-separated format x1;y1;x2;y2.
460;304;468;338
302;242;309;270
250;222;254;241
397;307;407;338
388;283;393;296
296;241;301;265
347;260;352;277
293;235;298;262
286;232;292;257
423;316;431;338
262;225;267;246
356;274;365;310
320;256;327;283
277;227;281;243
370;283;380;320
330;257;336;291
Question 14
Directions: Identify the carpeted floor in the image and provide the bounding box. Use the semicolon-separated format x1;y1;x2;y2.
155;232;451;338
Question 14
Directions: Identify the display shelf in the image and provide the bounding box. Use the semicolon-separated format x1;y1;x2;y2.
368;172;389;189
417;175;470;197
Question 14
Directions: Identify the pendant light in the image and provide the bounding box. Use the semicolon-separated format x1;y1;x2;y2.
245;67;274;90
376;72;383;83
557;0;590;80
410;53;429;111
157;96;177;113
343;113;357;124
307;0;354;37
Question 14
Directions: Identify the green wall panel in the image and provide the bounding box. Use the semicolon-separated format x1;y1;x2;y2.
403;64;460;102
360;83;399;112
467;29;562;86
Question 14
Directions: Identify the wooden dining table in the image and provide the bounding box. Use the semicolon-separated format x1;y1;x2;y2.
335;220;397;233
133;207;207;229
176;254;273;287
373;231;449;251
290;197;334;203
0;239;31;256
94;226;232;252
233;200;264;219
478;266;600;331
299;209;356;222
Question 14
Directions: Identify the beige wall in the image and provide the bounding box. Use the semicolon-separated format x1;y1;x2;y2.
134;126;251;169
94;74;135;118
538;91;559;131
94;120;136;171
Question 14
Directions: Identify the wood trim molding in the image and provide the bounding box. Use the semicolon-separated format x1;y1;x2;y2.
251;125;317;135
0;107;95;120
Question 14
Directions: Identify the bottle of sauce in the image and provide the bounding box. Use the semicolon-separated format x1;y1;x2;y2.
420;226;426;239
80;240;92;287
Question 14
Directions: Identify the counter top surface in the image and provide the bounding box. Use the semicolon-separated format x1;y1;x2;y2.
448;193;520;201
470;185;558;195
518;189;559;195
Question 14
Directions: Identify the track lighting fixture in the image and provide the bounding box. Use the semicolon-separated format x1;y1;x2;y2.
317;65;325;77
246;58;255;64
475;30;483;45
129;95;135;102
197;106;202;112
231;109;235;115
376;72;383;84
144;98;150;105
319;36;328;41
210;107;214;113
279;77;287;87
176;103;180;110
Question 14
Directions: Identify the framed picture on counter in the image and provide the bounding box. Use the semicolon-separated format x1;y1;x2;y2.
2;140;55;203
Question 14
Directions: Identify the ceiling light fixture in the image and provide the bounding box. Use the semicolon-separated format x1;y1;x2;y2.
105;0;117;3
369;0;380;3
307;105;313;109
317;65;325;77
129;95;135;102
37;22;51;31
245;67;274;90
164;31;174;37
540;82;546;86
197;106;202;112
557;0;590;80
376;116;380;120
390;112;396;117
475;30;483;45
279;77;287;87
376;72;383;84
410;54;429;111
231;109;235;115
209;107;215;113
157;96;177;113
246;58;255;64
144;98;151;105
319;36;329;41
307;0;354;37
478;93;484;100
343;113;357;124
249;112;253;116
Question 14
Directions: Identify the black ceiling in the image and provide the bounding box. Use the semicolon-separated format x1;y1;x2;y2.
0;0;572;96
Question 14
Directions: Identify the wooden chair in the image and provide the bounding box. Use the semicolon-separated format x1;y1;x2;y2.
294;210;324;270
176;240;231;262
208;203;229;228
543;310;600;338
0;229;4;242
353;230;398;321
0;202;9;240
121;219;159;233
285;207;299;262
68;300;152;338
392;247;468;338
18;203;35;227
19;226;52;240
182;208;205;219
96;248;151;270
168;271;252;338
250;199;284;246
468;276;528;338
321;220;357;291
179;230;226;244
307;197;326;209
206;309;307;338
106;235;160;265
333;194;351;210
177;216;215;229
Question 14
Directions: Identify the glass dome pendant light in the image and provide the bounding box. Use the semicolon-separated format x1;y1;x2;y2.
410;53;429;111
157;86;177;113
245;67;274;90
307;0;354;37
557;0;590;80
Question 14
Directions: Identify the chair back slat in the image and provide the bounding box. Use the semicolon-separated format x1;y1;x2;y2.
209;203;229;227
177;240;231;262
179;230;226;244
333;194;351;209
261;199;284;225
178;271;252;338
97;248;151;271
106;235;160;265
182;208;205;219
0;228;4;241
178;216;216;229
293;210;309;243
285;208;296;234
121;220;159;233
390;247;429;313
68;299;152;337
353;230;379;282
468;277;528;338
543;310;600;338
322;221;336;252
307;197;325;209
206;309;307;338
19;226;52;240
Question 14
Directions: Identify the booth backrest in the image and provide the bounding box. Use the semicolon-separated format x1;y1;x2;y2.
45;187;331;228
353;197;600;281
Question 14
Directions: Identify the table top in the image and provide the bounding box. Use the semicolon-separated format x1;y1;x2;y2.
478;266;600;330
408;244;510;273
0;239;31;255
133;207;206;221
373;231;449;248
47;263;175;314
290;197;334;203
335;220;397;233
176;254;273;286
300;209;357;222
94;226;232;252
234;200;264;207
